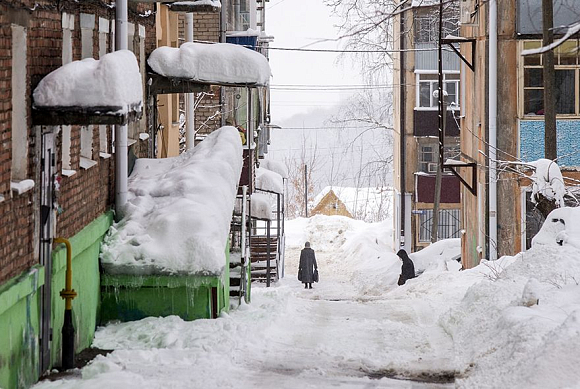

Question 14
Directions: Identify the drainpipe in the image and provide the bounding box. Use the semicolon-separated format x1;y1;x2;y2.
54;238;77;370
399;8;406;249
489;0;498;260
185;13;195;150
115;0;128;212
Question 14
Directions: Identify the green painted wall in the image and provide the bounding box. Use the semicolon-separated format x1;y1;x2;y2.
0;266;43;389
50;211;113;367
101;245;231;323
0;211;113;389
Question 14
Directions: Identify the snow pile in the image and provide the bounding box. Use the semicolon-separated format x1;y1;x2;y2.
313;186;393;222
255;167;283;193
529;159;565;207
100;126;243;276
411;238;462;273
250;193;273;220
33;50;142;114
259;158;288;179
532;207;580;248
148;42;271;86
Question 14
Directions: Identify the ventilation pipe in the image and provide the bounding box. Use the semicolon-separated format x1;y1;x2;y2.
489;0;498;260
115;0;128;211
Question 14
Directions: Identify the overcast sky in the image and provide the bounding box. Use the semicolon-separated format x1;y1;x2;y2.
266;0;364;126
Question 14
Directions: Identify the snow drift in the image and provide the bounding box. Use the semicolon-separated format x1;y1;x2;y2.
100;126;243;276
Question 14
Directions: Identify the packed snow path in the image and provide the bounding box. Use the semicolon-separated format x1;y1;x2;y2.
36;216;457;389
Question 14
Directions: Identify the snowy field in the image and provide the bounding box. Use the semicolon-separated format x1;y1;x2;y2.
35;212;580;388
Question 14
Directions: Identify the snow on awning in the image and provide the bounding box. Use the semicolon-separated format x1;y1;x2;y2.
147;42;271;92
260;159;288;179
32;50;143;125
256;167;283;194
100;126;243;276
251;193;273;221
166;0;221;12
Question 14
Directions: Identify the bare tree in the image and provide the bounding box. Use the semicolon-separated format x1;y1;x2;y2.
284;133;321;219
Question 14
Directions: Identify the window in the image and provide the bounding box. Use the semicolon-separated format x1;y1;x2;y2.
418;209;461;242
11;24;28;182
80;14;95;60
419;145;437;173
417;73;460;109
415;12;459;44
522;39;580;116
419;142;460;173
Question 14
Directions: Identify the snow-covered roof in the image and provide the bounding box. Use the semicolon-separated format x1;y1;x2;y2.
167;0;221;12
313;186;393;223
411;0;438;8
33;50;143;116
251;193;273;220
148;42;271;87
226;28;260;37
100;126;243;276
259;159;288;179
256;167;283;194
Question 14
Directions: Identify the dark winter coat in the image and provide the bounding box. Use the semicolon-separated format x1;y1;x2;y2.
397;249;416;286
298;248;318;283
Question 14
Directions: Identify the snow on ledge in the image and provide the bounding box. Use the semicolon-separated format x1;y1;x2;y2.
11;179;35;195
33;50;143;115
100;126;243;276
256;167;283;194
260;159;288;179
148;42;271;86
251;193;273;220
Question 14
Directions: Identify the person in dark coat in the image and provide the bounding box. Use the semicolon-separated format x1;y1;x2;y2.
298;241;318;289
397;249;415;286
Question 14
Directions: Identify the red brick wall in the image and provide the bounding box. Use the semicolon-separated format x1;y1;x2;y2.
0;1;155;285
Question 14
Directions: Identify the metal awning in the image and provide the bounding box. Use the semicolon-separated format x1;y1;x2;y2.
147;71;265;96
130;1;221;13
32;105;142;126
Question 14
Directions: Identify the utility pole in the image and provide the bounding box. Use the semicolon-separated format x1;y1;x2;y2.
432;0;444;243
304;164;308;217
542;0;557;160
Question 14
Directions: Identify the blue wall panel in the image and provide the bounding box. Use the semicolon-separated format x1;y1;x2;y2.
520;120;580;167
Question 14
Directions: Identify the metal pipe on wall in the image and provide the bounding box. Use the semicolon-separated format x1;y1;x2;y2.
115;0;128;211
489;0;498;260
185;13;195;150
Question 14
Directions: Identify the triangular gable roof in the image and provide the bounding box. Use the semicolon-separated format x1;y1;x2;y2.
312;186;393;222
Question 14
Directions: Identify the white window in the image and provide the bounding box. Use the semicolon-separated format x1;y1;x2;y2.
80;13;95;59
418;209;461;242
11;24;28;182
416;73;460;109
98;18;109;59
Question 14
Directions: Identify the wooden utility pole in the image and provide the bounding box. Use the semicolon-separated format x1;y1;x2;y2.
543;0;557;160
431;0;444;243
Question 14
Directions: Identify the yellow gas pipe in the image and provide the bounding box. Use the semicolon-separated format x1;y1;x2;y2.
54;237;77;369
54;238;77;308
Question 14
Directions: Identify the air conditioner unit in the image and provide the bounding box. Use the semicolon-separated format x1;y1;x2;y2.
460;0;479;27
428;163;438;173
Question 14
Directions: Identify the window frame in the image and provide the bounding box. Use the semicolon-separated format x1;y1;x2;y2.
520;39;580;118
415;71;461;111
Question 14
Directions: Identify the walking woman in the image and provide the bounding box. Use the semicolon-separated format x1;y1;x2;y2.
298;241;318;289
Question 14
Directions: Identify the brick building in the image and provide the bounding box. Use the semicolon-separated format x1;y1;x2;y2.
0;1;155;387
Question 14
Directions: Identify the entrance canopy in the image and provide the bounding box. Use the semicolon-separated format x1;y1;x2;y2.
147;42;271;95
32;50;143;126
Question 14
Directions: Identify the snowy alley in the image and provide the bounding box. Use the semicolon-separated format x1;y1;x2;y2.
35;214;580;389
